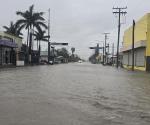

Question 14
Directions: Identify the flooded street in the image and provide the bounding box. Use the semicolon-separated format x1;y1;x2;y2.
0;62;150;125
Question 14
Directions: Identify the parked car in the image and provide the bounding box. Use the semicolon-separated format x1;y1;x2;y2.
49;60;54;65
40;60;48;65
78;60;82;63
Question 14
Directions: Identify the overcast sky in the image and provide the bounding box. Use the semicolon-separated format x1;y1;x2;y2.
0;0;150;59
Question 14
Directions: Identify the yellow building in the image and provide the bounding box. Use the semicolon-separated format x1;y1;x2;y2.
121;13;150;71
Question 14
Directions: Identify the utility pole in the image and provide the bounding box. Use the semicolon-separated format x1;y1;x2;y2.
113;7;127;68
103;33;110;64
112;43;114;66
95;43;100;55
51;46;55;63
107;43;109;63
107;43;110;54
48;8;50;64
89;44;103;64
132;20;135;71
103;43;104;64
94;40;104;64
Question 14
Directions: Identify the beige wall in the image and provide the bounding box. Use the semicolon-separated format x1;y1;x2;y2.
0;31;22;50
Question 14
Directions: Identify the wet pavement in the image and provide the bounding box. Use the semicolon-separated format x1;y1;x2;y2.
0;62;150;125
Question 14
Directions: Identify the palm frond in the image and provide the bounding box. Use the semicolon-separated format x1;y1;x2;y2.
36;21;48;29
29;4;34;15
42;38;48;42
3;26;9;31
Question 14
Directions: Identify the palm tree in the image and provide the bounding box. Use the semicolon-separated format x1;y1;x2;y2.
3;21;23;37
16;4;48;63
34;30;49;47
34;30;49;63
71;47;75;55
57;48;69;58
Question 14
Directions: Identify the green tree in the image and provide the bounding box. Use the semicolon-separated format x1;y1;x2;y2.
34;30;49;49
34;30;49;62
16;4;47;63
71;47;75;55
3;21;23;37
57;48;69;58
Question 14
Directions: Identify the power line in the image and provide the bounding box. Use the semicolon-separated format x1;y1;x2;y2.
113;6;127;68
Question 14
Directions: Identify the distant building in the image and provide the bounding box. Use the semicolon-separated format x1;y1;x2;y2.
40;51;48;62
0;32;23;67
108;54;123;66
121;13;150;71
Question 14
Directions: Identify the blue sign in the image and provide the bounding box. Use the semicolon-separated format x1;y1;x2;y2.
0;40;18;48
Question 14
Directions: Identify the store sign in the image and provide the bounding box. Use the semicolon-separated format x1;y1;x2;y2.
0;40;18;48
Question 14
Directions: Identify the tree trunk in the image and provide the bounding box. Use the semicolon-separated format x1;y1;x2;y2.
38;41;41;63
28;26;33;64
37;40;39;50
26;28;30;64
27;28;29;46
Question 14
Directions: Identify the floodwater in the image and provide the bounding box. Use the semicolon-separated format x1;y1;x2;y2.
0;62;150;125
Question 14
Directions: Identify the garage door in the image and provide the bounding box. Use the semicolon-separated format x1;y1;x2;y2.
128;51;132;66
135;48;145;66
123;52;128;65
123;47;145;66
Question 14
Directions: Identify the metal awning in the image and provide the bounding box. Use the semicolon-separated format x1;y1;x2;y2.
0;40;18;48
120;40;146;52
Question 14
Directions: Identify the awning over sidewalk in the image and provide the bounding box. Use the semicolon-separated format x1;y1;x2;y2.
120;40;146;52
0;40;18;48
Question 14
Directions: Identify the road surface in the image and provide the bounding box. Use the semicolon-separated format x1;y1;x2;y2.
0;62;150;125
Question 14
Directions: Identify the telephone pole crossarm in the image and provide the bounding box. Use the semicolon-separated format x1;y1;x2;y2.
113;7;127;9
112;7;127;68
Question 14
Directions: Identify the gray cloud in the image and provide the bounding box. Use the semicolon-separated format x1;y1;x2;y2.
0;0;150;59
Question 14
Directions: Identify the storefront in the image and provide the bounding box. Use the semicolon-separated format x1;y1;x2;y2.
0;40;17;66
122;13;150;71
123;47;145;67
